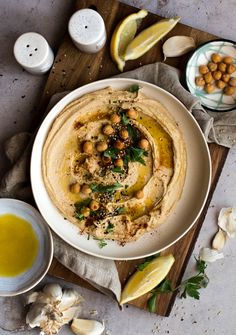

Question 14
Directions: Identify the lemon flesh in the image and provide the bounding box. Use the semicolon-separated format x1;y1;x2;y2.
120;254;175;305
110;9;148;71
124;17;180;61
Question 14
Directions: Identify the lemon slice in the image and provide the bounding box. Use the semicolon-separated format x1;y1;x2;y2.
120;254;175;305
110;9;148;71
124;17;180;61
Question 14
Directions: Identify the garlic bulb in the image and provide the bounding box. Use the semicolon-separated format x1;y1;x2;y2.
199;247;224;263
71;318;105;335
212;229;227;251
218;207;236;238
25;284;83;335
162;36;196;60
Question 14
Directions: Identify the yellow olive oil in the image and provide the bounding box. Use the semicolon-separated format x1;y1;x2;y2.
0;214;39;277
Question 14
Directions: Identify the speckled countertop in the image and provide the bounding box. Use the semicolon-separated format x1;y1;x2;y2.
0;1;236;334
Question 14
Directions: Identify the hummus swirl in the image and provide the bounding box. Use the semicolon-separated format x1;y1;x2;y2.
42;87;186;244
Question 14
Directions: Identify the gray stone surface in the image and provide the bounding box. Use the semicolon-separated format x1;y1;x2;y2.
0;1;236;334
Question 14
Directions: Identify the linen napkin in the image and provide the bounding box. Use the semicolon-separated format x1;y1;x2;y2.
1;62;236;331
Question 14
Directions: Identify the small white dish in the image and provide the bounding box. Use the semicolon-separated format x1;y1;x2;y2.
0;199;53;296
31;78;211;260
186;40;236;111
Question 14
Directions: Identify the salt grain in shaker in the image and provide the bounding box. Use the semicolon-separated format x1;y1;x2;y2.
13;32;54;74
68;8;106;53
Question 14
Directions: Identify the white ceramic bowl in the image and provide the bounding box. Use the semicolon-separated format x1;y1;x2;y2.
31;78;211;260
0;199;53;296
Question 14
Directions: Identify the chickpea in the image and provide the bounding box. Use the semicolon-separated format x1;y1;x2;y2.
119;129;129;140
102;156;112;165
113;140;125;150
218;62;227;72
223;56;233;64
204;84;215;94
70;183;81;193
114;158;124;167
81;207;90;217
89;200;100;211
227;64;236;74
103;124;114;135
224;86;235;96
216;80;226;89
195;76;205;87
135;190;144;199
222;73;230;83
199;65;209;75
126;108;138;119
211;53;222;63
229;77;236;87
204;72;213;84
83;141;93;154
81;184;92;195
138;138;149;150
110;113;121;123
96;141;108;152
208;62;217;72
212;70;222;81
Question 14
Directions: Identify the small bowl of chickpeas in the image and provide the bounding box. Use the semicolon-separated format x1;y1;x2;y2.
186;40;236;111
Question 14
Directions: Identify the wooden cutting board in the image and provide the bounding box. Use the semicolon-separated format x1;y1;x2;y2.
37;0;229;316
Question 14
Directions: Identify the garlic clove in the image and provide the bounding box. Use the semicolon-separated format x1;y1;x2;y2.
212;229;227;250
43;283;63;301
71;318;105;335
58;289;82;311
199;247;224;262
25;291;39;305
62;306;80;323
218;207;236;238
26;303;48;328
162;35;196;60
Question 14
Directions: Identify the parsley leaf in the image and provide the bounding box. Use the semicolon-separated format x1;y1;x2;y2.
112;166;124;174
138;255;157;271
126;147;148;166
147;293;157;313
106;222;114;233
90;182;122;193
120;111;130;125
129;84;140;93
98;239;107;248
114;206;125;215
74;198;91;220
147;257;209;312
127;124;140;142
104;147;120;159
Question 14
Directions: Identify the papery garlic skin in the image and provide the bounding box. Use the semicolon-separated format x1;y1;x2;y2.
162;36;195;60
26;284;83;335
212;229;227;251
199;247;224;262
71;318;105;335
218;207;236;238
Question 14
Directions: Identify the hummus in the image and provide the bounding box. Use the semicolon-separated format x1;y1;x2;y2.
42;87;186;244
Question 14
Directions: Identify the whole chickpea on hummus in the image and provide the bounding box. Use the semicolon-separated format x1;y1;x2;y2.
42;87;186;244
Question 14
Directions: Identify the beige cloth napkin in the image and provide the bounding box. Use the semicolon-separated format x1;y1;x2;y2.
1;62;236;331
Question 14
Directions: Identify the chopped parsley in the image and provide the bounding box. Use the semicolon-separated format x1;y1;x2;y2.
90;182;122;193
98;239;107;248
112;166;124;174
125;146;148;166
74;198;91;220
129;84;140;93
104;147;120;159
106;222;114;233
120;111;130;125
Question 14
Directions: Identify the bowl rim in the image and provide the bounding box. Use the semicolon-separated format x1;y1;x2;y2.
30;77;212;260
0;198;53;296
185;38;236;112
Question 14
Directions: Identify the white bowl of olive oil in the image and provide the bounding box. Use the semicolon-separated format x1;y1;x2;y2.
0;199;53;296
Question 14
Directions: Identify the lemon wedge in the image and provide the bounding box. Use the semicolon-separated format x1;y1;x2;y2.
120;254;175;305
124;17;180;61
110;9;148;71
